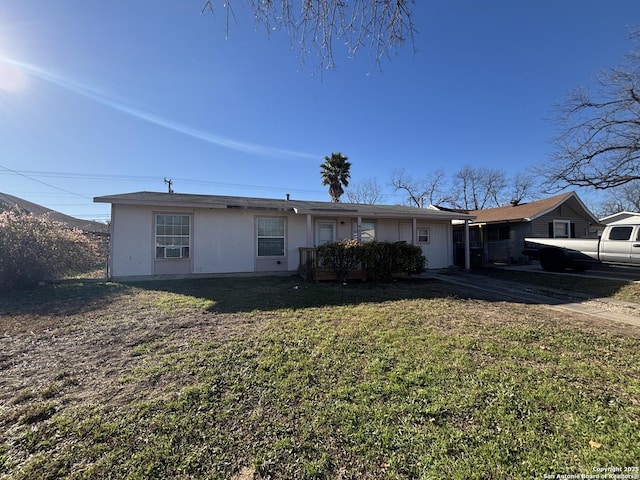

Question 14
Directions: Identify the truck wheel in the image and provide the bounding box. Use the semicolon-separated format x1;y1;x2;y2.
540;249;567;272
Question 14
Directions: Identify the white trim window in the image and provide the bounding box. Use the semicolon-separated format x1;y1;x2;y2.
553;220;571;238
156;214;190;259
417;227;430;244
257;217;286;257
352;220;376;243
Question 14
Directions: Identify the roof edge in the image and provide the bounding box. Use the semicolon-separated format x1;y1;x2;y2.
94;192;476;220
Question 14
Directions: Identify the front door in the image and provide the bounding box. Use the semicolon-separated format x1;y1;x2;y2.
316;220;336;245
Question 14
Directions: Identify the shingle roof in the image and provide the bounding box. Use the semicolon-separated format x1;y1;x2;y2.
0;192;109;233
94;191;476;221
467;192;599;225
599;211;640;225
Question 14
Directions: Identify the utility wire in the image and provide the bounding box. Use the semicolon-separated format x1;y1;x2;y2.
0;168;326;195
0;164;92;199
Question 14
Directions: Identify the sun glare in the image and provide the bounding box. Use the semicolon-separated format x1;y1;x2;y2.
0;55;29;93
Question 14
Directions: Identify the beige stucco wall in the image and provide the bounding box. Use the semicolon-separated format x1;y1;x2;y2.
193;208;256;274
375;218;403;243
418;222;452;269
110;205;310;277
109;205;457;277
110;204;154;277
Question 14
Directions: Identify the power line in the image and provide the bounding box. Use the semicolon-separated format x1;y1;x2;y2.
0;169;158;182
0;168;327;195
0;164;92;199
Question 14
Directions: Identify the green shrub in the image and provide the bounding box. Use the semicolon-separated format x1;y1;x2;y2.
317;239;364;283
317;240;426;282
0;210;101;291
361;241;426;281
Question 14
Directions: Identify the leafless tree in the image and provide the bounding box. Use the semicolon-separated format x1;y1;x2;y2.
507;172;539;206
389;168;451;207
202;0;417;70
543;30;640;191
451;166;506;210
597;181;640;217
345;177;385;204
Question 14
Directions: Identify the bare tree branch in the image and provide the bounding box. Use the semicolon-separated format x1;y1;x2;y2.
345;177;386;204
508;172;539;206
202;0;416;70
451;166;506;210
597;180;640;217
543;30;640;191
389;168;451;207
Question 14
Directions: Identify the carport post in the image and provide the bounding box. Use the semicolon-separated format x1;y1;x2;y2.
465;219;471;271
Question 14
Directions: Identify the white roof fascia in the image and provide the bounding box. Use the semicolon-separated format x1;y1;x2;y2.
599;211;640;224
94;192;475;221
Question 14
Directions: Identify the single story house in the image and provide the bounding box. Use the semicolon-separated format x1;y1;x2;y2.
600;211;640;226
94;191;475;279
453;191;601;265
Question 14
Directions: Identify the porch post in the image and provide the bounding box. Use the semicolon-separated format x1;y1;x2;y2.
465;219;471;271
306;214;313;247
412;217;417;244
356;216;362;242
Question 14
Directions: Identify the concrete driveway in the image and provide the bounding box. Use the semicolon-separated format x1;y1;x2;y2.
499;262;640;282
432;267;640;328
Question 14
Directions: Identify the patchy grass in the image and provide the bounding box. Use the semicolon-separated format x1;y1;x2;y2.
1;276;639;479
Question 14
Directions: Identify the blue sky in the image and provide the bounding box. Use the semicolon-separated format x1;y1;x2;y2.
0;1;638;221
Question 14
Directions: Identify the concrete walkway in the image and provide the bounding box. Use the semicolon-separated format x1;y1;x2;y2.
429;270;640;328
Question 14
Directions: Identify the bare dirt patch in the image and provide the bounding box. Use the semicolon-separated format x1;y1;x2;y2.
0;287;259;437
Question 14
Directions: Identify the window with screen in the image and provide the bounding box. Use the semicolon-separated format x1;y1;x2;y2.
352;221;375;243
417;227;430;243
156;214;190;259
553;220;571;238
257;217;285;256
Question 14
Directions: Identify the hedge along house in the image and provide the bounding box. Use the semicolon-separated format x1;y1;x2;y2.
458;191;601;266
94;192;475;279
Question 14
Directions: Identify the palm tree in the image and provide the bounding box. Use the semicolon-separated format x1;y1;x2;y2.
320;152;351;202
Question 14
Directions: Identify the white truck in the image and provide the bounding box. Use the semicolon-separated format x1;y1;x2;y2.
522;223;640;272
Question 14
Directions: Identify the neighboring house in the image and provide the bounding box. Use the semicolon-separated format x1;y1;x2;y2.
0;192;109;237
454;192;601;265
94;191;476;279
600;211;640;226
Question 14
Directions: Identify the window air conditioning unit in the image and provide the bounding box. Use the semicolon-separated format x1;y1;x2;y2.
165;246;182;258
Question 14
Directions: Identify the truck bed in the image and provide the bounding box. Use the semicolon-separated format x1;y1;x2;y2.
524;224;640;271
523;238;600;262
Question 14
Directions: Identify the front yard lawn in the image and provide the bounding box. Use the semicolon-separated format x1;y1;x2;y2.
1;276;639;479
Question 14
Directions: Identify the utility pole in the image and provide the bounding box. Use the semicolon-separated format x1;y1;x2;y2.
164;177;174;194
